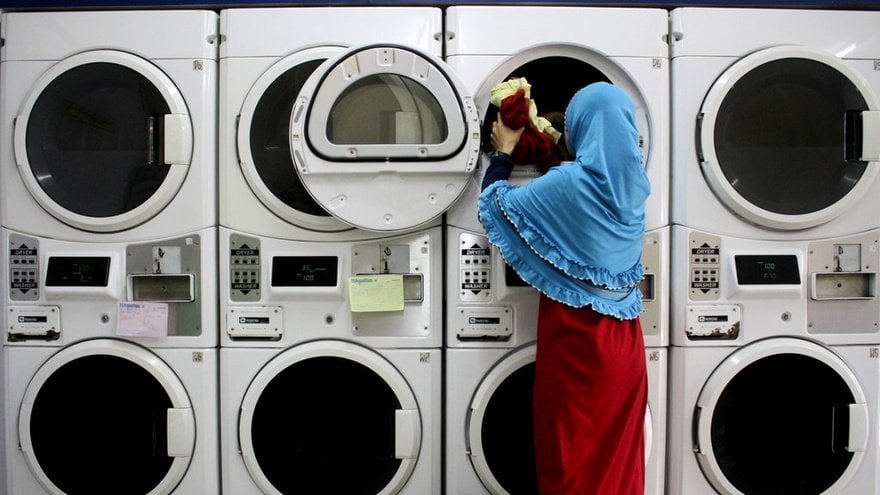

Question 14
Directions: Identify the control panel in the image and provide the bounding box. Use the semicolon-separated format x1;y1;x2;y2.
9;233;39;301
689;231;720;301
458;232;492;302
230;233;261;302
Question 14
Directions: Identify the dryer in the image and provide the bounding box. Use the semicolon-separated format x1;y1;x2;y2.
667;224;880;494
670;8;880;239
0;10;217;241
219;6;471;242
218;7;478;494
444;6;669;233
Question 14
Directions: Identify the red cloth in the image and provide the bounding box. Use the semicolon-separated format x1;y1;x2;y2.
533;294;647;495
498;89;563;174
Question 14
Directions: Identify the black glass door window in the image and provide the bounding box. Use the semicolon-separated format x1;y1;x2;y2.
480;57;609;155
250;356;403;494
26;63;173;218
480;362;538;494
29;355;174;494
249;60;330;217
711;58;869;215
710;353;856;494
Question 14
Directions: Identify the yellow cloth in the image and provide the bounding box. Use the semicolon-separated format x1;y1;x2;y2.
489;77;562;143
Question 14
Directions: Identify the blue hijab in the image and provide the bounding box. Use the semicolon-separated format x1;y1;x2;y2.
478;82;650;319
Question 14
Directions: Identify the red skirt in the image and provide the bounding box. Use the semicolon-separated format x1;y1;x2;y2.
533;294;647;495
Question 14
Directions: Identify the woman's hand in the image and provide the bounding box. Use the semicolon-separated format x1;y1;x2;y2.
491;113;525;155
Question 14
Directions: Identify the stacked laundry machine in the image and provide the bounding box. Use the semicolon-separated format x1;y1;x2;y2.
0;10;220;494
217;7;479;494
442;6;669;494
668;8;880;494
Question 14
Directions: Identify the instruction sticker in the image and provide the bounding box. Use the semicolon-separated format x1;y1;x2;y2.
117;302;169;337
348;275;405;312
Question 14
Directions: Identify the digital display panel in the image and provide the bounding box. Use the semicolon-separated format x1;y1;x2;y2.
45;257;111;287
734;255;800;285
271;256;338;287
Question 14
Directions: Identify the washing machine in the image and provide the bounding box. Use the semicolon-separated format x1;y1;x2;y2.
668;339;879;495
446;342;666;495
4;341;217;494
219;230;443;494
444;5;669;233
669;8;880;240
445;161;668;495
3;227;219;493
218;8;479;493
0;10;217;241
445;219;668;495
667;224;880;494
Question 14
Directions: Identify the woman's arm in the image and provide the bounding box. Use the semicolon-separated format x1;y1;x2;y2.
481;114;524;191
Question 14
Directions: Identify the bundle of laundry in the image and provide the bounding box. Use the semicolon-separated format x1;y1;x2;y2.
490;77;563;173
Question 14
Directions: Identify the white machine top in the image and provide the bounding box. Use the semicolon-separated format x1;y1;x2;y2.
445;6;668;58
0;10;219;62
670;8;880;58
219;7;442;59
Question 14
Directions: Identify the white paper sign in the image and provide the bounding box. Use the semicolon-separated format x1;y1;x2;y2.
116;302;169;338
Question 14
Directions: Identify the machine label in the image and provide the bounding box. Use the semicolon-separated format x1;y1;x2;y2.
462;247;490;256
239;316;270;324
455;307;512;341
692;247;719;256
686;305;741;340
227;307;282;340
469;316;500;325
698;315;728;323
18;315;48;323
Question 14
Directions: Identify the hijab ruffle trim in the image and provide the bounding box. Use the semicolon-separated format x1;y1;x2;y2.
493;183;644;290
479;180;643;320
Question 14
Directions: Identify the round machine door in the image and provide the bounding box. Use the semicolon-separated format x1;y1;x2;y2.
466;344;654;495
237;46;355;233
698;46;880;230
290;45;480;233
14;50;194;233
694;337;869;495
18;339;196;495
470;44;652;167
238;340;422;495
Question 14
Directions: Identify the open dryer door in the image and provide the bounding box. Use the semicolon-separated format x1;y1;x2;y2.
698;46;880;231
13;50;193;233
290;44;480;233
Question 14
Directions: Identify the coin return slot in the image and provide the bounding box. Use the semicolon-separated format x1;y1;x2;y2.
811;272;876;300
129;274;195;302
639;274;655;301
403;273;423;303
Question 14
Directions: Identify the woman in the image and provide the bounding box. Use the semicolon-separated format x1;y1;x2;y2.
479;82;650;494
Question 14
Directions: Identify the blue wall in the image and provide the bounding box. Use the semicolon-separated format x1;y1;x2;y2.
0;0;878;9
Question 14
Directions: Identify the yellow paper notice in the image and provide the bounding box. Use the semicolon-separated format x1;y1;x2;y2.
348;275;405;312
